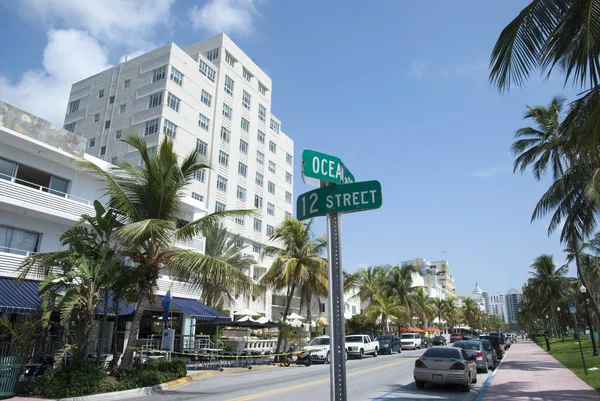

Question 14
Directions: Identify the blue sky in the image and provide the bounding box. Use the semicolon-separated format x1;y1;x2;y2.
0;0;581;294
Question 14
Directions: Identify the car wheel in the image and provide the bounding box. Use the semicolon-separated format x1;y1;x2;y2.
359;349;364;359
482;361;489;374
325;352;330;364
415;381;425;389
472;372;477;384
304;358;312;367
373;348;378;357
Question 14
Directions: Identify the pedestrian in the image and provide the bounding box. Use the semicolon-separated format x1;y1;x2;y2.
525;332;529;341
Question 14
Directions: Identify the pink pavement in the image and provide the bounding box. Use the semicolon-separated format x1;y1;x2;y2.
482;340;599;401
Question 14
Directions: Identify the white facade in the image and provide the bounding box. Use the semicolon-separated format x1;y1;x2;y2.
401;258;446;299
487;292;508;322
63;34;294;319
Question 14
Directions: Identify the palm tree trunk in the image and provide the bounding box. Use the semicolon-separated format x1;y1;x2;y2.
575;250;600;326
78;310;95;364
276;281;297;354
111;295;120;370
97;288;109;362
306;294;312;339
121;281;150;367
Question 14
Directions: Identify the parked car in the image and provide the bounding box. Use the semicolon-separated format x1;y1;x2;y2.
432;335;447;346
473;338;498;369
345;334;379;359
480;335;505;360
452;340;494;373
489;332;509;349
375;335;402;354
401;333;422;350
421;337;433;348
414;346;478;392
302;335;330;363
449;334;462;343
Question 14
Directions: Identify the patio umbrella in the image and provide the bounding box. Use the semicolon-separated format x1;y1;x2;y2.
256;316;269;324
286;312;305;320
233;308;261;316
288;319;303;328
237;315;256;322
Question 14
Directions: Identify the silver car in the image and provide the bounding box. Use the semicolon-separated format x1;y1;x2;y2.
452;340;494;373
414;347;477;392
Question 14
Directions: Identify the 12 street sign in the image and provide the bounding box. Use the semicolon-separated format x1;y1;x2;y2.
569;301;577;314
297;180;382;221
302;149;355;186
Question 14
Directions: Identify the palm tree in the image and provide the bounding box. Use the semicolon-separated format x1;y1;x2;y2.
461;298;479;329
512;97;568;180
384;264;419;324
77;135;255;366
261;218;327;351
355;266;385;305
444;298;460;332
432;298;446;332
364;292;403;333
298;258;328;338
413;288;434;327
201;224;256;309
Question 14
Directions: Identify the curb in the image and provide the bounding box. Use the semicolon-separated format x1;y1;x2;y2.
51;364;279;401
473;341;514;401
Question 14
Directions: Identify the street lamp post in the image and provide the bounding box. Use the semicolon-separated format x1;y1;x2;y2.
580;285;599;356
557;307;564;343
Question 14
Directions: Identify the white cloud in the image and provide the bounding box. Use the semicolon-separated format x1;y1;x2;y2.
0;29;110;125
189;0;260;36
469;167;511;178
17;0;174;47
406;59;426;80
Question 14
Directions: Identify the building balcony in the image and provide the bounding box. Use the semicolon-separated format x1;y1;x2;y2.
0;250;26;278
174;236;206;254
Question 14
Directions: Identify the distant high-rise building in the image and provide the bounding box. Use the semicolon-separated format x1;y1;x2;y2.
487;292;508;322
505;288;524;323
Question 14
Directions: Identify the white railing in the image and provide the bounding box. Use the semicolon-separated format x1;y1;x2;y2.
181;335;214;351
174;237;206;253
0;174;94;218
0;251;27;278
245;339;277;353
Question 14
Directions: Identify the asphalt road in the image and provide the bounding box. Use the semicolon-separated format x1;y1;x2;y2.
128;348;496;401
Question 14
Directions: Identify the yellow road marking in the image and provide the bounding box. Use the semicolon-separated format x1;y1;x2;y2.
224;357;417;401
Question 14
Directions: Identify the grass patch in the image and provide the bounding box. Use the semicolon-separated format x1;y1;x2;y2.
541;337;600;392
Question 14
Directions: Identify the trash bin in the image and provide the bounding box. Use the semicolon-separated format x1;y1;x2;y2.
0;356;23;398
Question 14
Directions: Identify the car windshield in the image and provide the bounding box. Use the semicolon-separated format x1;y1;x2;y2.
401;334;416;339
423;348;461;359
464;341;482;350
309;337;329;346
346;336;363;343
376;335;392;341
435;336;445;340
452;342;467;349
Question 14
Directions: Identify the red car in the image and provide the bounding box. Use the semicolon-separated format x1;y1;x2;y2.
450;334;462;343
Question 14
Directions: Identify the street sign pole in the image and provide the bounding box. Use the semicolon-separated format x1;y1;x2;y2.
326;185;347;401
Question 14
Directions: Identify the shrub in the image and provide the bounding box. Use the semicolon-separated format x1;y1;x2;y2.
27;362;115;398
116;359;187;391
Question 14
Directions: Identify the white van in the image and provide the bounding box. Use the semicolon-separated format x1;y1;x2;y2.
401;333;422;350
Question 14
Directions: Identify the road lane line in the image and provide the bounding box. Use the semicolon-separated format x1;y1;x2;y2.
224;358;417;401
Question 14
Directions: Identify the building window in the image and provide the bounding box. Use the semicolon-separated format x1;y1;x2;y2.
238;162;247;177
286;152;293;165
163;119;177;138
196;139;208;156
285;191;292;203
98;89;105;98
0;224;41;255
201;90;212;106
257;130;265;144
115;130;122;139
255;172;263;187
89;138;96;147
320;303;326;313
285;211;292;219
256;151;264;165
267;202;275;216
225;52;236;66
239;140;248;154
252;243;261;253
166;92;180;112
237;186;246;201
63;122;75;132
111;156;118;164
218;150;229;167
242;90;251;110
67;99;79;114
243;68;252;82
100;146;106;155
220;127;230;143
254;195;263;209
216;175;227;192
109;95;115;104
258;104;266;122
258;83;267;96
224;75;234;95
241;118;249;132
222;103;232;120
204;48;220;61
124;79;131;88
235;215;244;226
145;118;159;136
170;66;183;86
198;113;210;131
286;172;292;184
94;113;100;122
266;225;274;237
120;104;126;113
152;66;166;82
215;201;226;212
105;120;111;129
268;181;275;195
192;192;204;202
148;92;162;108
270;119;280;133
199;60;215;81
268;161;276;174
253;218;262;233
194;169;205;182
269;141;276;154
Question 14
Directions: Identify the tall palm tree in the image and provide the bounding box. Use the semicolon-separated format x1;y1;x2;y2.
413;288;434;327
461;298;479;329
364;292;403;333
512;97;568;180
298;259;328;338
432;298;446;331
261;218;327;351
444;298;460;332
527;254;570;326
384;264;419;323
76;135;255;366
355;266;385;305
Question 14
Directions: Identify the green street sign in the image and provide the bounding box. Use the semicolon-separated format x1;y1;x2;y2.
297;180;382;221
301;149;355;186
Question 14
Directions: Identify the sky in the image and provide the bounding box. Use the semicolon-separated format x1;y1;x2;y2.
0;0;582;294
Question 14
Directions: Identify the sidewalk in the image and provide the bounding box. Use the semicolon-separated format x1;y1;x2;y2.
482;340;599;400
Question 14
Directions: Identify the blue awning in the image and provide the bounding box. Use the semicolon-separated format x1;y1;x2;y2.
0;277;41;314
158;296;231;321
96;295;135;316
